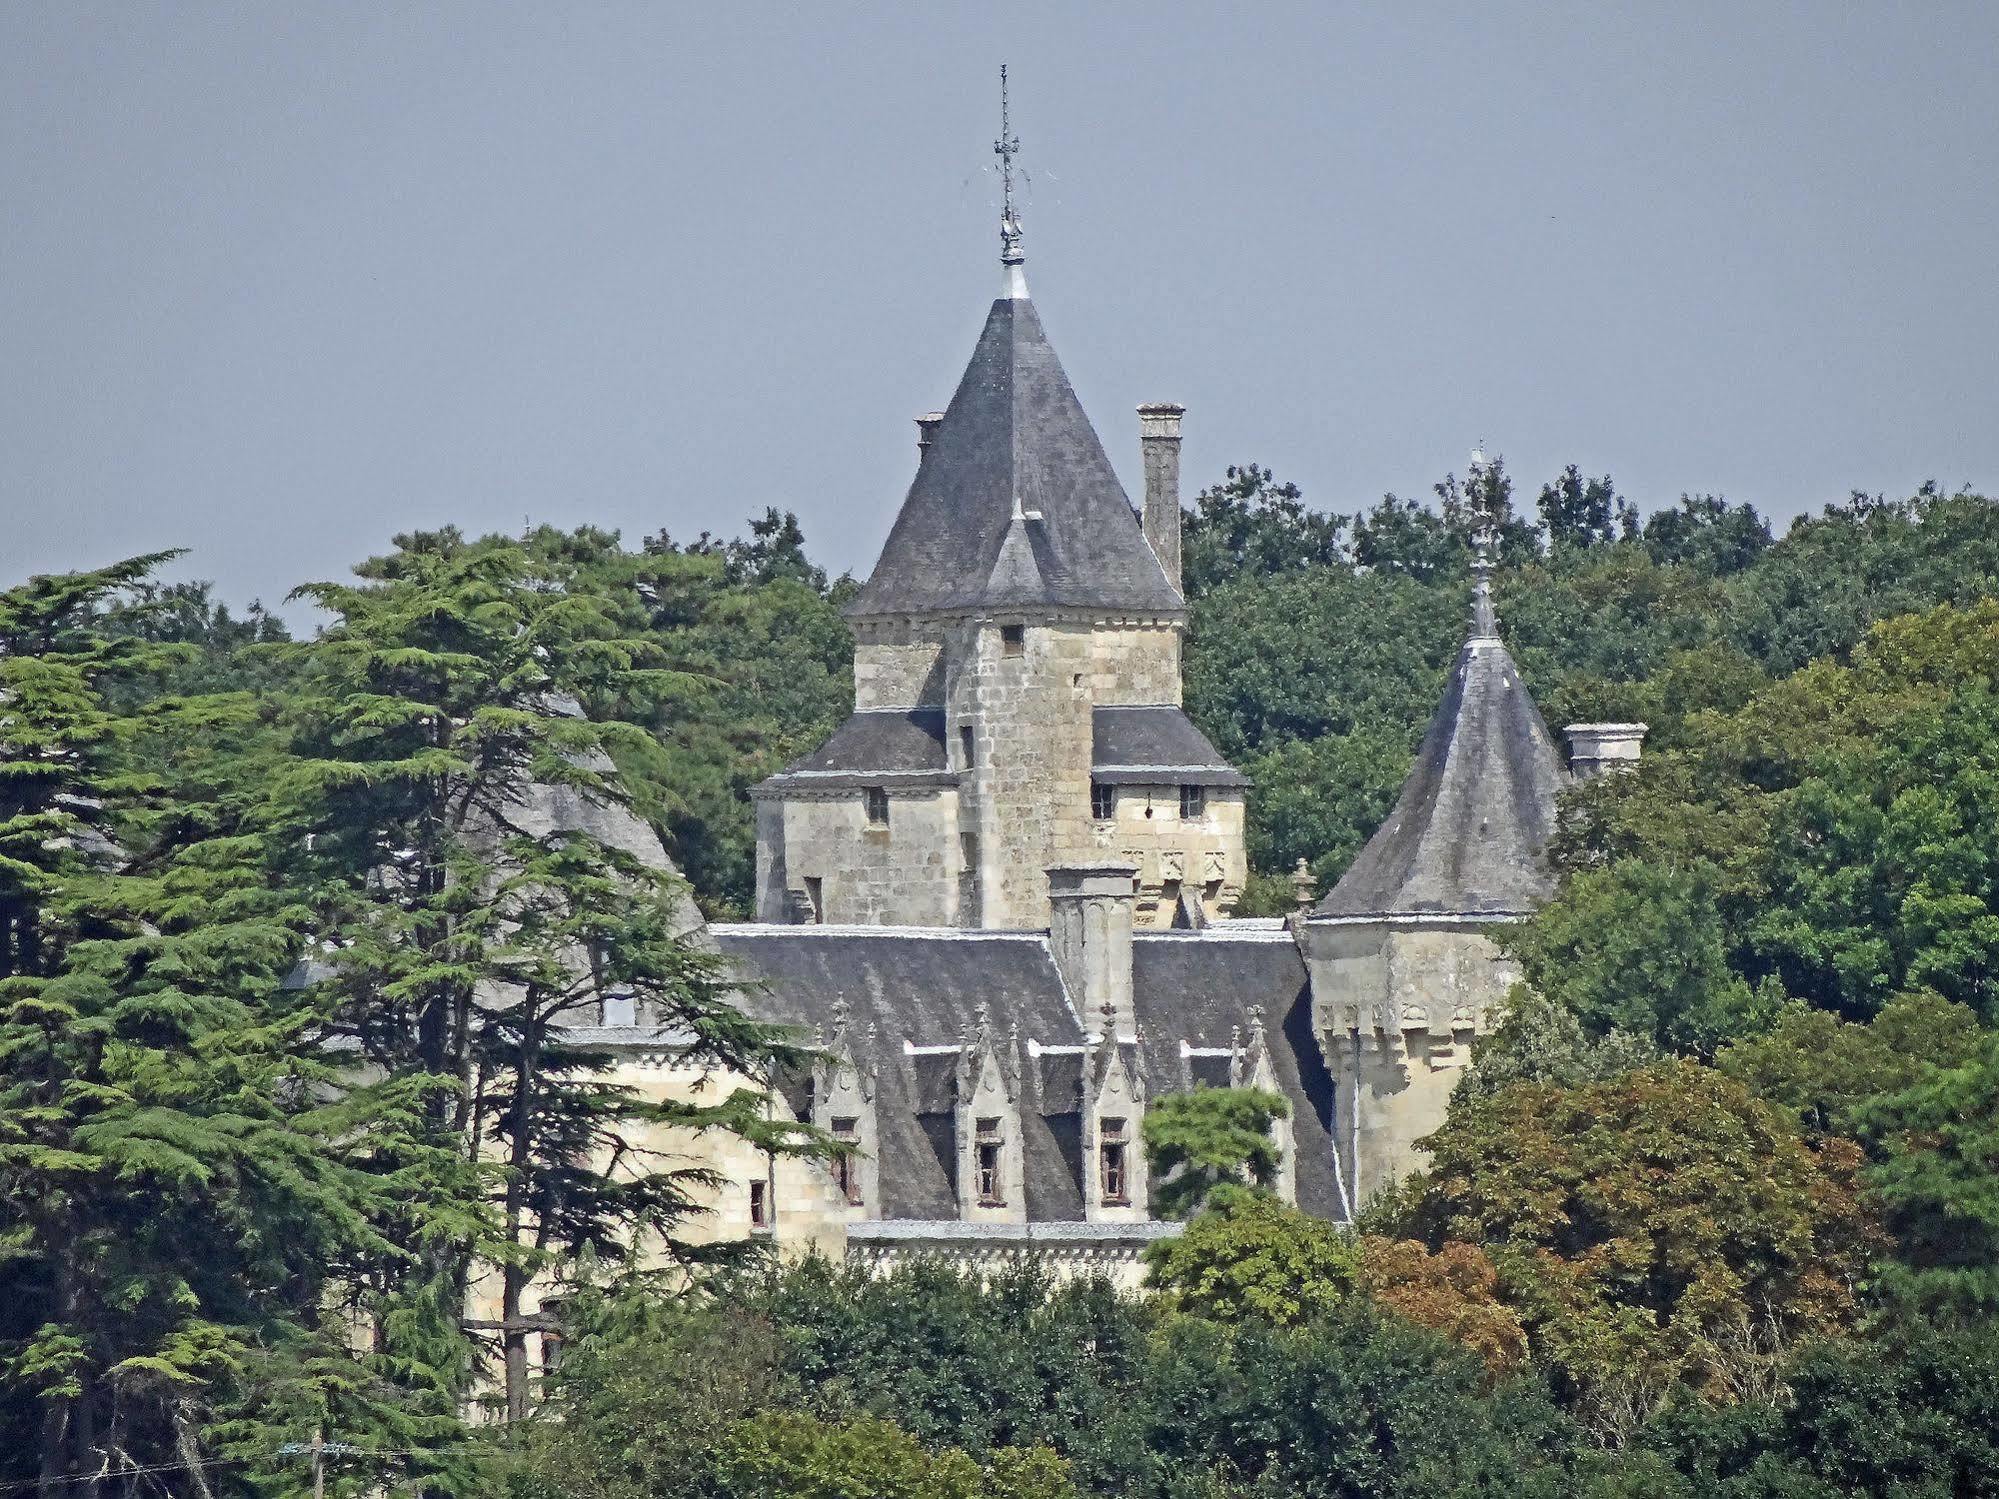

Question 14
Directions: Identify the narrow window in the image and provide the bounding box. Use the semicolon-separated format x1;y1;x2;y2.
1091;782;1116;821
1179;784;1207;820
863;786;889;827
1099;1117;1129;1205
961;831;979;868
975;1117;1005;1205
803;876;824;924
1001;624;1025;658
831;1117;863;1205
749;1179;770;1229
959;724;976;769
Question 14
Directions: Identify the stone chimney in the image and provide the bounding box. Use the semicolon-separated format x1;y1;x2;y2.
915;411;945;456
1138;403;1186;595
1047;863;1138;1039
1564;722;1648;779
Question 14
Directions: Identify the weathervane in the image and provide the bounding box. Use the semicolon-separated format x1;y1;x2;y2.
996;64;1024;267
1468;446;1500;640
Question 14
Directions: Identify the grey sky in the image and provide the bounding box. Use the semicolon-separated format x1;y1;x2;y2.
4;4;1995;617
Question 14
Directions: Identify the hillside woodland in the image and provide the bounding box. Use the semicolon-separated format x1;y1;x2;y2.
3;466;1998;1496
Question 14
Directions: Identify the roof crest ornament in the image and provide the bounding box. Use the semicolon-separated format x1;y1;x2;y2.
1468;445;1501;643
995;64;1029;299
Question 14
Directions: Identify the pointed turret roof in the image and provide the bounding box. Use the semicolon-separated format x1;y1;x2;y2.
845;288;1184;619
1315;520;1564;921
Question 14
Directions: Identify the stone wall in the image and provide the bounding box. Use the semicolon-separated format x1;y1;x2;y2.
852;618;947;710
1089;786;1247;927
759;785;964;925
1086;623;1183;706
1302;917;1521;1206
946;619;1097;929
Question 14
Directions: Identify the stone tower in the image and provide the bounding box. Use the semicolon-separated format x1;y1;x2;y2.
1301;505;1565;1212
752;220;1246;930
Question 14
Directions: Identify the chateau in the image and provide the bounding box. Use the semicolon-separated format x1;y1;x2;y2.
585;207;1646;1283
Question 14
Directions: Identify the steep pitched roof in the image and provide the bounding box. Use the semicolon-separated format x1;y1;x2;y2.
1093;706;1249;787
1315;632;1564;921
757;710;954;792
845;295;1184;619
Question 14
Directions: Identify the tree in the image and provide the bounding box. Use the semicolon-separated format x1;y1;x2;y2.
1143;1185;1362;1327
1454;988;1658;1106
1140;1086;1289;1218
1538;466;1637;553
1412;1062;1884;1433
274;530;816;1427
1180;464;1348;594
714;1413;1076;1499
1358;1239;1528;1374
1855;1031;1999;1323
0;559;385;1496
1715;990;1982;1139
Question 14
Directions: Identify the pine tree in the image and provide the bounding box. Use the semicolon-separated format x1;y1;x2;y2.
0;558;382;1496
273;530;816;1429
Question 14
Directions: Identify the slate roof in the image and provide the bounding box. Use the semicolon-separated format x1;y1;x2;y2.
1093;706;1249;787
1315;634;1564;921
845;296;1184;619
708;926;1088;1221
708;922;1339;1225
1131;931;1342;1221
758;710;953;791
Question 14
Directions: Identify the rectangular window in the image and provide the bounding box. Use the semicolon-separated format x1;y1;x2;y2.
1091;782;1115;821
1100;1118;1129;1205
831;1117;863;1205
749;1179;769;1229
863;786;889;827
803;876;824;924
1001;624;1025;657
1179;784;1207;820
960;724;976;769
976;1117;1005;1205
961;831;978;868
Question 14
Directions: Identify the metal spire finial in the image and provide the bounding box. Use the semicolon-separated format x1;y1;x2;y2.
1468;445;1501;641
996;66;1022;260
995;65;1028;294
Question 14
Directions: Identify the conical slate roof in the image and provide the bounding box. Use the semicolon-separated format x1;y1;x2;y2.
845;293;1183;618
1315;627;1564;921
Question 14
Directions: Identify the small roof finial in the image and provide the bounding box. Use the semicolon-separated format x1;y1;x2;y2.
1468;445;1501;641
995;65;1028;298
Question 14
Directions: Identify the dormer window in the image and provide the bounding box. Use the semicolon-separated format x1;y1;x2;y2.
863;786;890;827
831;1116;863;1205
975;1116;1005;1205
1099;1117;1129;1205
1001;624;1025;658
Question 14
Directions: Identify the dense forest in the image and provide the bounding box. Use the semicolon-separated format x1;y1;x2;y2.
3;464;1998;1496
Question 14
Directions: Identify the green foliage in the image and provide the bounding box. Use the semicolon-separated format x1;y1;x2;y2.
1140;1087;1289;1218
715;1413;1077;1499
751;1258;1151;1468
273;527;819;1425
1619;1324;1999;1498
1455;988;1659;1105
1715;991;1982;1139
1143;1184;1362;1327
1412;1062;1883;1433
1855;1031;1999;1323
0;557;391;1493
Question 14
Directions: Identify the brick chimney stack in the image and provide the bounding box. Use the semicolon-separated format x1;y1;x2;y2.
1138;403;1186;595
